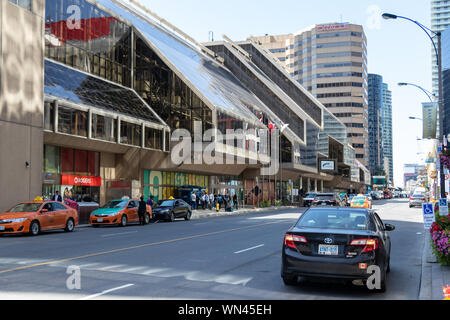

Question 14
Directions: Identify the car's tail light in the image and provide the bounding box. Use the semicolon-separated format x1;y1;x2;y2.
284;234;307;249
350;239;379;253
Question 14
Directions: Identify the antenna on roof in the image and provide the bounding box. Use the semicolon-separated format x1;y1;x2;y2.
125;0;224;63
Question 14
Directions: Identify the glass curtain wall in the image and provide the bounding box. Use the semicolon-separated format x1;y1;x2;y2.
45;0;132;87
134;38;213;134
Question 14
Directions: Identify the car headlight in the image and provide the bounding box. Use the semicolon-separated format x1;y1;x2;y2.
9;218;28;223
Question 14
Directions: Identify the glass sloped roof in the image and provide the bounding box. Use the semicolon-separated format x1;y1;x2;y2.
44;59;166;125
95;0;266;127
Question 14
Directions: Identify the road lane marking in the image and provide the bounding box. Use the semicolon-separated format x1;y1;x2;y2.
101;231;138;238
234;244;265;254
80;284;135;300
0;220;291;275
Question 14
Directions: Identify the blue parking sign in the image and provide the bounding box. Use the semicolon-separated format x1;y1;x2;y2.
423;203;436;230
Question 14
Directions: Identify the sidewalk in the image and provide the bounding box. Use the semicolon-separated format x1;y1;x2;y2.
190;205;298;220
419;233;450;300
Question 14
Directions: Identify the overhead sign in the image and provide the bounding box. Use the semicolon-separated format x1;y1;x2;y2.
423;203;436;230
439;198;449;217
320;160;336;172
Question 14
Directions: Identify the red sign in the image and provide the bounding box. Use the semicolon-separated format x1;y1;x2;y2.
61;175;102;187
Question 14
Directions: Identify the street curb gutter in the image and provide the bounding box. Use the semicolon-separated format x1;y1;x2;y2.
76;206;299;229
419;233;432;300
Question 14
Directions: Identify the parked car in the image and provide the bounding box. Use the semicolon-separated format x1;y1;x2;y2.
409;194;426;208
0;201;78;236
90;198;152;227
281;207;394;292
303;193;317;207
351;195;373;209
153;199;192;222
311;194;343;207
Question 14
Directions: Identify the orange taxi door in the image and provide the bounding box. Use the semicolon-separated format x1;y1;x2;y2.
127;201;138;222
53;202;69;228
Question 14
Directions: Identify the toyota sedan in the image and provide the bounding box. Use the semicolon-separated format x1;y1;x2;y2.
281;208;394;292
0;201;78;236
153;199;192;222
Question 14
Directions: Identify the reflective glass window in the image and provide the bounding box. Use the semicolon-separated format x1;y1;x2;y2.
145;127;163;150
58;105;88;137
92;113;117;142
120;121;141;147
45;0;132;86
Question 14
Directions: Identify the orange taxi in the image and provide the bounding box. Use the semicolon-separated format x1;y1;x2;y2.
0;201;79;236
350;194;373;209
90;198;152;228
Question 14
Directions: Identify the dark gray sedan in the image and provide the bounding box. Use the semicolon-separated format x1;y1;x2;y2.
281;208;395;292
152;199;192;222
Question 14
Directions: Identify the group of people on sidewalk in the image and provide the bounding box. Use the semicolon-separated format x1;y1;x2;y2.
191;192;239;212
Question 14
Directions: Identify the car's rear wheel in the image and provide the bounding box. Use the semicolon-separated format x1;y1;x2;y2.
64;218;75;232
29;221;40;236
282;275;298;286
185;210;192;221
120;215;128;227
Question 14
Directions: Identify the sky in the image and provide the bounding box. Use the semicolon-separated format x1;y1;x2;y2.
139;0;432;188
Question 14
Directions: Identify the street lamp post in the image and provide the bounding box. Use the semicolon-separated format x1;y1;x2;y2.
383;12;446;198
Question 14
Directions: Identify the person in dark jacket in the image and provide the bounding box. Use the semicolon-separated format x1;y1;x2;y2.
138;197;147;225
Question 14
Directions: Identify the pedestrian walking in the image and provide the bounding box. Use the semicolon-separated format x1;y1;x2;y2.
138;196;147;225
147;196;154;208
233;194;238;210
209;192;214;210
52;191;62;202
191;192;197;210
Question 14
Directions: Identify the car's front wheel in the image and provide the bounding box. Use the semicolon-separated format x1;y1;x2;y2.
29;221;40;236
120;215;128;227
64;218;75;232
168;211;175;222
145;213;151;225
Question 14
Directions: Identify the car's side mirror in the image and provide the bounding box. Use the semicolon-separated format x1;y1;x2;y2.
40;209;49;214
385;224;395;232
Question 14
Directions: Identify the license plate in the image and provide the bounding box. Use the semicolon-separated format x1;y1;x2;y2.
319;245;339;256
97;219;103;223
0;226;4;231
321;203;327;206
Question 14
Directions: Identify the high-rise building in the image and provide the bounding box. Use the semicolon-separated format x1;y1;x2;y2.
443;26;450;137
382;83;394;184
368;74;383;175
252;23;369;166
431;0;450;96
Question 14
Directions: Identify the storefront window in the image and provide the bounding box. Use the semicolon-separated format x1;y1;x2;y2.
92;114;117;142
120;121;141;147
43;145;60;174
58;105;88;137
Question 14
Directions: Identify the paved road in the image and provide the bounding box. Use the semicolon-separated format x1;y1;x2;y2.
0;199;425;300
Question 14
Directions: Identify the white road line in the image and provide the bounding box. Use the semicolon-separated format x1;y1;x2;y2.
80;284;135;300
101;231;138;238
234;244;265;254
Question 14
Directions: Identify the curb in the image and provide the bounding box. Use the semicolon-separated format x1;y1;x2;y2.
76;206;299;228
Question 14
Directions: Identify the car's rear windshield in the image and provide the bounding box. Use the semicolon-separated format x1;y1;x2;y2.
8;203;42;213
315;195;334;200
353;196;366;201
297;209;373;230
412;195;424;199
305;194;317;198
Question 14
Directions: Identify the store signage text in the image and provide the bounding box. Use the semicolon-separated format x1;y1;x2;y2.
61;175;102;187
317;24;349;32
